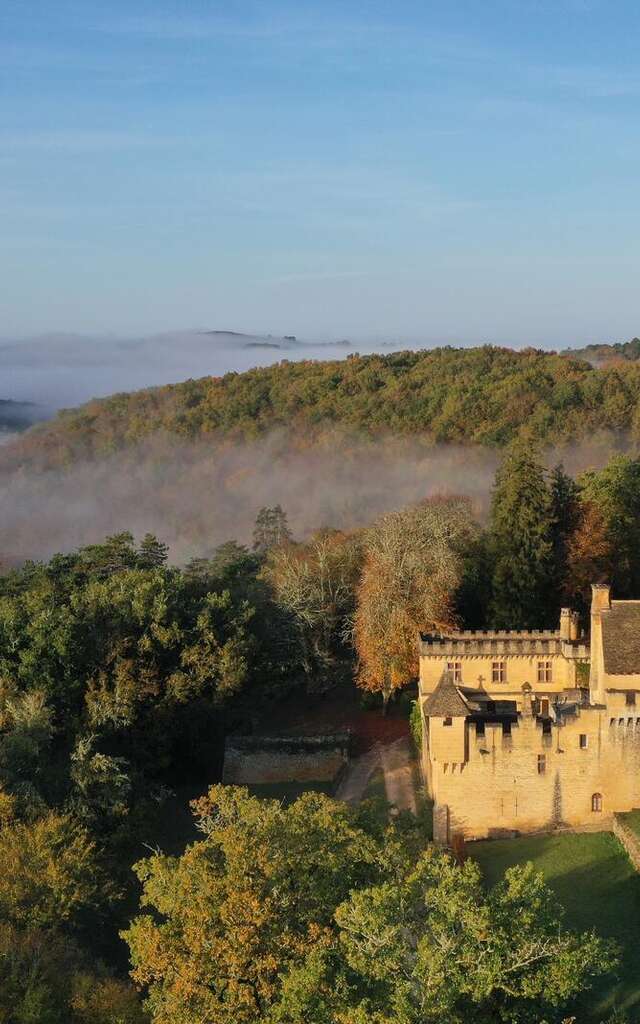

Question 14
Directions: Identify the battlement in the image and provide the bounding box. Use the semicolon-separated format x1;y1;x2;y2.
419;634;589;659
421;629;562;640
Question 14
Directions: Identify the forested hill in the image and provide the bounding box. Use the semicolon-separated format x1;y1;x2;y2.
4;345;640;470
562;337;640;366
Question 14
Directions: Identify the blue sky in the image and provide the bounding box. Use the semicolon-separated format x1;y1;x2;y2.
2;0;640;345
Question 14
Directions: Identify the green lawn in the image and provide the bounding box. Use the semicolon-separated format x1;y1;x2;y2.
471;832;640;1022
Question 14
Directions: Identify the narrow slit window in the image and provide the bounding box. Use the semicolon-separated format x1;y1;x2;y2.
537;754;546;774
579;734;588;749
592;793;603;813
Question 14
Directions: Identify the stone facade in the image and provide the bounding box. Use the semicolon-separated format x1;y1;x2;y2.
420;585;640;843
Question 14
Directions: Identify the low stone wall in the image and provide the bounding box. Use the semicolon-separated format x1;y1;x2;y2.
223;733;351;786
613;814;640;870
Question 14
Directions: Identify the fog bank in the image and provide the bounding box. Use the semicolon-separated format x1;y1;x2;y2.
0;330;408;411
0;431;624;567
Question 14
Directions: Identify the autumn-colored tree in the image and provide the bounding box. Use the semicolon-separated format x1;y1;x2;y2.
0;810;106;929
579;455;640;597
263;528;363;687
353;499;475;709
564;500;614;615
124;789;617;1024
123;785;382;1024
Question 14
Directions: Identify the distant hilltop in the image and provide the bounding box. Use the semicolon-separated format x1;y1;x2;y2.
0;398;44;432
562;337;640;366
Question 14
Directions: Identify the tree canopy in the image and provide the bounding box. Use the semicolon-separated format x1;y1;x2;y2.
124;786;617;1024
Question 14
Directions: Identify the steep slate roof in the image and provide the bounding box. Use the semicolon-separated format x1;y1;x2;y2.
602;601;640;675
423;673;470;718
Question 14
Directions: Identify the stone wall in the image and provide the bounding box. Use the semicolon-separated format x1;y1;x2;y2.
427;708;640;843
223;733;351;786
613;814;640;870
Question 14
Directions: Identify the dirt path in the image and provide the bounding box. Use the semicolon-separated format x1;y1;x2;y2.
335;743;383;803
380;737;418;813
336;736;419;812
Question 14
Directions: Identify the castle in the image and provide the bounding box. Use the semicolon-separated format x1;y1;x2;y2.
419;584;640;844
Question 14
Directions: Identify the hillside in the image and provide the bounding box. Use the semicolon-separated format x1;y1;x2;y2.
0;398;43;432
3;345;640;473
563;337;640;366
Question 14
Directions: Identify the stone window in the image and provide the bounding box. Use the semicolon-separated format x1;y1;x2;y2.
492;661;507;683
537;660;553;684
447;661;462;683
537;754;546;774
502;721;511;736
579;734;588;749
627;691;636;706
476;721;485;737
443;717;452;727
592;792;603;813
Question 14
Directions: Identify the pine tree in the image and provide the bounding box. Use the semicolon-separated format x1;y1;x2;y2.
138;533;169;569
548;463;580;615
252;505;292;554
488;441;555;628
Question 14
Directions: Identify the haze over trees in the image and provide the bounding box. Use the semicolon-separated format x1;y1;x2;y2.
5;345;640;476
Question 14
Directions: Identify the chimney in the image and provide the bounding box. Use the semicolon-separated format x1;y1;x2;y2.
560;608;571;641
560;608;581;642
591;583;611;616
589;583;610;705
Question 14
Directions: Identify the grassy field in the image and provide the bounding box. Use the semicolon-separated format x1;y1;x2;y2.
471;832;640;1022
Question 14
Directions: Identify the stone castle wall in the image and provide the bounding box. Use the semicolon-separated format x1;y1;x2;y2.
223;733;351;786
428;711;640;843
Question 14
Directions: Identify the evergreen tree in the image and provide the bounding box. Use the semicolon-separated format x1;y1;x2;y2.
252;505;292;554
548;463;580;613
137;533;169;569
488;442;555;628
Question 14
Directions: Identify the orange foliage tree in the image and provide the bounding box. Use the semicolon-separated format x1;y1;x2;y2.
564;500;614;614
352;498;477;709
